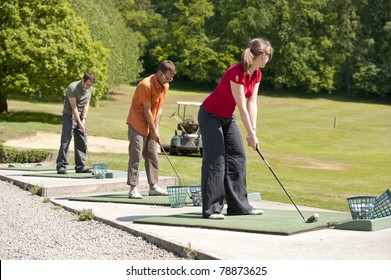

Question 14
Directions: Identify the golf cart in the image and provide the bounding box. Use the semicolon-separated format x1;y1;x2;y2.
168;101;203;156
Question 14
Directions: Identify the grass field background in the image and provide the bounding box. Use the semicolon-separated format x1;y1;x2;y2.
1;84;391;212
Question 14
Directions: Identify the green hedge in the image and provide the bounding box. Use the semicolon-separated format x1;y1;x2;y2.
0;143;51;163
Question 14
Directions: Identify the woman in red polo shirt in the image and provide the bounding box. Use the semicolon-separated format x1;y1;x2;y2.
198;38;274;219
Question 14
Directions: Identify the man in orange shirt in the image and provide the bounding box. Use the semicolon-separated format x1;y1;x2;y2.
126;60;176;198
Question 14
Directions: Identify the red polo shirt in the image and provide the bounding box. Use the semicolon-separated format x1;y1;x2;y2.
203;63;261;118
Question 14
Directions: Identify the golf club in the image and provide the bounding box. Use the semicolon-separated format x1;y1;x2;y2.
158;141;194;199
157;140;185;186
256;147;318;223
84;130;91;167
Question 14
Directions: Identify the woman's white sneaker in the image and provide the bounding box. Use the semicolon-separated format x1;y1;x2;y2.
208;213;225;219
248;209;263;215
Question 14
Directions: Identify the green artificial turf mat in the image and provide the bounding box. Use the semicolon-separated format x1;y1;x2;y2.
334;215;391;231
133;209;352;235
69;192;193;206
24;172;95;179
1;164;57;172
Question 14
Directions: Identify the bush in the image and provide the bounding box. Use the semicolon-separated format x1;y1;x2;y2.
78;208;95;221
30;184;42;196
0;143;51;163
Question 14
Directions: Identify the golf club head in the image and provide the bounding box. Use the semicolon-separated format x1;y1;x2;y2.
305;213;319;223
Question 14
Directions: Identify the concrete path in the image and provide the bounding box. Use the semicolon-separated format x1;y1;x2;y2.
1;166;390;260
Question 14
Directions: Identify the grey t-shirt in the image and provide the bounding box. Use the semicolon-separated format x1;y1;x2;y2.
62;80;92;115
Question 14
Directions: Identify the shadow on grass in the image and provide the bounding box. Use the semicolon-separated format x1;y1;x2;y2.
0;111;62;124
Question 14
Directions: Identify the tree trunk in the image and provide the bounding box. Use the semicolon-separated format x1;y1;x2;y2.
0;92;8;113
345;59;352;96
345;71;351;96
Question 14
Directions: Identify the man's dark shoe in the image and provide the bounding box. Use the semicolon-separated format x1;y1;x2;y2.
57;168;67;175
76;167;91;173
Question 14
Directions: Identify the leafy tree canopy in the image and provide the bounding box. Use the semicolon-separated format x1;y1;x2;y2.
70;0;143;86
0;0;110;113
118;0;391;98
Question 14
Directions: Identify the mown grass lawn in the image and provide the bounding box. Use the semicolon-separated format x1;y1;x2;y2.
2;84;391;212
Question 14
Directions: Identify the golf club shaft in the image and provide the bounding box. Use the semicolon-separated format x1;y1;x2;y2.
256;148;306;222
157;141;185;186
84;130;91;167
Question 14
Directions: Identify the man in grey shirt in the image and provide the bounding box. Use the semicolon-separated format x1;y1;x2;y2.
56;72;95;174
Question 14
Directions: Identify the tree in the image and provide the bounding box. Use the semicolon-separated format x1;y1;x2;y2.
114;0;168;75
116;0;225;81
0;0;110;113
351;0;391;97
209;0;276;84
112;0;391;98
151;0;219;82
328;0;361;95
70;0;142;86
260;0;335;93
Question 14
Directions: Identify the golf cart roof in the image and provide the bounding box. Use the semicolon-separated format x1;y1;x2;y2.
177;101;202;106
